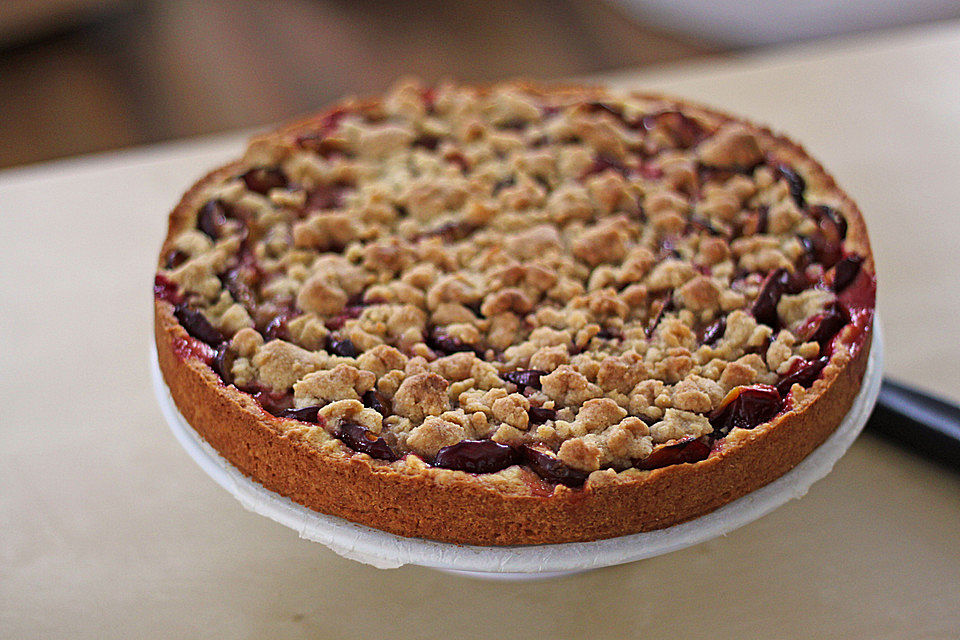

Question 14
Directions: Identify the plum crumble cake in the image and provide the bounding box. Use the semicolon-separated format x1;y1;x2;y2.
154;80;875;545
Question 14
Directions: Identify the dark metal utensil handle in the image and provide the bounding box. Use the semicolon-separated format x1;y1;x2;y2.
866;379;960;469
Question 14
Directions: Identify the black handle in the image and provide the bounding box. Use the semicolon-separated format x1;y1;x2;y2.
866;379;960;469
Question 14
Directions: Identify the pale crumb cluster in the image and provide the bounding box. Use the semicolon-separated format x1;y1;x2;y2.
162;79;839;474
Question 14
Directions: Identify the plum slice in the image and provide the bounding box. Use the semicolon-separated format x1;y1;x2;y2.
776;356;830;397
197;199;229;240
336;422;398;461
700;317;726;345
750;268;790;328
279;405;323;423
709;384;783;437
637;437;711;470
427;326;478;356
326;335;358;358
241;166;288;195
797;303;848;350
520;445;589;488
502;369;546;391
831;255;864;293
361;389;391;416
528;406;557;424
174;304;224;346
776;163;806;208
434;440;520;474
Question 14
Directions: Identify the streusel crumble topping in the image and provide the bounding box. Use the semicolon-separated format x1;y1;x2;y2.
155;79;873;487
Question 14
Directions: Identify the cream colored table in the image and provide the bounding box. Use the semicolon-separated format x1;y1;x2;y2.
3;21;959;640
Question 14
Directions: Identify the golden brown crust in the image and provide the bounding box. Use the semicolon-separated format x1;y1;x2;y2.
154;81;875;545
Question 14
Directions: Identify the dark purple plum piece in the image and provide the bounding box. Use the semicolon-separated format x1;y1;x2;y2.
689;215;727;237
361;389;391;416
657;237;682;260
325;303;366;331
832;255;864;293
253;390;295;417
799;303;848;349
808;205;847;269
306;181;352;211
520;445;589;488
638;110;706;149
503;370;546;391
415;221;477;243
241;167;288;195
810;232;844;270
427;327;477;355
709;384;783;437
413;135;440;151
174;304;225;346
811;234;843;270
336;422;398;461
776;163;806;208
197;199;229;240
499;118;530;131
637;437;711;470
433;440;520;474
750;268;790;328
700;317;726;345
263;315;291;341
211;343;234;385
221;266;259;311
492;176;516;195
279;405;323;423
738;206;769;237
785;267;810;295
755;206;769;234
584;153;628;177
164;249;189;269
646;293;674;338
797;235;815;261
586;101;625;120
810;204;848;239
528;406;557;424
327;335;358;358
776;356;829;396
595;327;622;341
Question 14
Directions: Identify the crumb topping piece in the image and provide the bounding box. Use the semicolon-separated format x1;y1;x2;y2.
157;79;873;487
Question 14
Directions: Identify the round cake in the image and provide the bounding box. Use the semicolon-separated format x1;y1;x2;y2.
154;80;875;545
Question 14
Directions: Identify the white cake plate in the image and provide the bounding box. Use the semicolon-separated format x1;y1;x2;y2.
152;319;882;580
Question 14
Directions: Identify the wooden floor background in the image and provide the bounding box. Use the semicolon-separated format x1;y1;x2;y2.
0;0;721;168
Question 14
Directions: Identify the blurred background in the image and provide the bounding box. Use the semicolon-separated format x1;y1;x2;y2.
2;0;958;169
